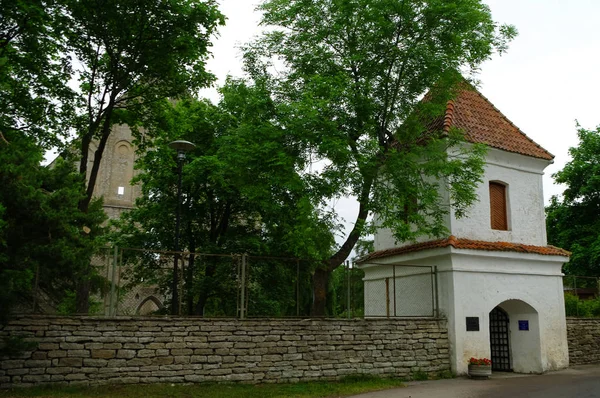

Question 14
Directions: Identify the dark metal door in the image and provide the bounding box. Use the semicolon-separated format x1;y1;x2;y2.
489;306;511;371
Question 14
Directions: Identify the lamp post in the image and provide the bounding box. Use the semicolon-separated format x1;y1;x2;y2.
168;140;196;315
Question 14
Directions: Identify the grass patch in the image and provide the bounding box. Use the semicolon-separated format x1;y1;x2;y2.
434;370;454;380
0;376;404;398
410;370;428;381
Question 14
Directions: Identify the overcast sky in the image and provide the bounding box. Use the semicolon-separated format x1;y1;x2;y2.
200;0;600;244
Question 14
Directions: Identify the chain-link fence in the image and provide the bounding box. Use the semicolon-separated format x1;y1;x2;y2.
564;275;600;299
26;246;116;315
111;249;368;318
28;246;372;318
563;275;600;317
34;246;600;320
26;246;445;319
362;264;437;317
105;248;244;317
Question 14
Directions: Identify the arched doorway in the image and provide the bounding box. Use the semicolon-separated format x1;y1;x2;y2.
136;296;163;315
489;306;511;371
489;299;542;373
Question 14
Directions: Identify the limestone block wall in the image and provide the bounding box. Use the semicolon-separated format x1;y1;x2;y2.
566;318;600;365
0;315;449;388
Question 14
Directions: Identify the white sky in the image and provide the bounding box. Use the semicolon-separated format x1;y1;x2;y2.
202;0;600;244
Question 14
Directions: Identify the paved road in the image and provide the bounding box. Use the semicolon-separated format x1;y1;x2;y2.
352;365;600;398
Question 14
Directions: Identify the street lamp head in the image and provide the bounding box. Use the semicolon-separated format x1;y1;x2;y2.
168;140;196;160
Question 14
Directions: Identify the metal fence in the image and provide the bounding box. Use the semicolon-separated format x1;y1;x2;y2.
362;264;438;317
563;275;600;317
26;246;444;319
26;247;369;318
563;275;599;299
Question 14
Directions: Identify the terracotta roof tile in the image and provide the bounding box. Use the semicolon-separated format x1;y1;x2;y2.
429;85;554;161
358;236;570;263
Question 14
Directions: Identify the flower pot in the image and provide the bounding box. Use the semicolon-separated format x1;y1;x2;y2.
468;364;492;379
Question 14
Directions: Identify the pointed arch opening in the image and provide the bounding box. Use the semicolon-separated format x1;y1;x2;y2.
136;296;163;315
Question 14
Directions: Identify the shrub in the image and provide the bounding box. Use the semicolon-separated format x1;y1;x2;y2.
564;293;600;317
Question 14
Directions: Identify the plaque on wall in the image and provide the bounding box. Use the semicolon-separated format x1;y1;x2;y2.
466;317;480;331
518;320;529;331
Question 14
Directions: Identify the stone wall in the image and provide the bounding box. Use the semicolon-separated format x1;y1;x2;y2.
0;315;449;388
566;318;600;365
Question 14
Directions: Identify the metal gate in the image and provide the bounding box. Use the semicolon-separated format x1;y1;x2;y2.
489;306;511;371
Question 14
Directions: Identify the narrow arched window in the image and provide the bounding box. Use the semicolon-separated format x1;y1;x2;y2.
489;182;508;230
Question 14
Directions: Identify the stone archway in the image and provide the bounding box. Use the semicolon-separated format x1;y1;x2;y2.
489;299;542;374
136;296;163;315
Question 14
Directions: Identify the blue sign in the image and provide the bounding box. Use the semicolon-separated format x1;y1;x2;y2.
518;320;529;331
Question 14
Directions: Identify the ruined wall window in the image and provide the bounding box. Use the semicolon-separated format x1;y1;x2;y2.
110;141;133;201
489;181;508;230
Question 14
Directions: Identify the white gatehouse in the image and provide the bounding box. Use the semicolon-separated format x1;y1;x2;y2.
357;85;570;375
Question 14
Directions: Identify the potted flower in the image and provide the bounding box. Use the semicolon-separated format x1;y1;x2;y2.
468;357;492;379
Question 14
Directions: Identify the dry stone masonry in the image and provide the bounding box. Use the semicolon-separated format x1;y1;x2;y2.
0;315;450;388
566;318;600;365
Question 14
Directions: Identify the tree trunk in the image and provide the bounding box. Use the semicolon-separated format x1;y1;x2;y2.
310;171;375;316
79;106;114;213
311;268;330;316
195;294;207;316
194;257;216;316
74;273;90;314
74;101;116;314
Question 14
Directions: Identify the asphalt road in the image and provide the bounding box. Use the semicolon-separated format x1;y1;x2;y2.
352;365;600;398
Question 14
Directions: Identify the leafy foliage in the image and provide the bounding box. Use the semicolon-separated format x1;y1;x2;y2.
0;0;76;149
329;265;365;318
113;80;334;315
0;132;105;322
411;369;429;381
564;293;600;318
244;0;516;314
59;0;225;212
0;335;38;358
2;0;226;313
547;125;600;276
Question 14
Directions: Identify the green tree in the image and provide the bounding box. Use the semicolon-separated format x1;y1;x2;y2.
547;125;600;276
2;0;225;313
0;131;105;322
244;0;516;314
61;0;224;212
1;0;76;148
57;0;224;312
329;264;364;318
114;79;334;315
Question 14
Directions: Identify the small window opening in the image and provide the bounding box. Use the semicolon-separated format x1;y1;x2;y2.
489;182;508;230
117;186;125;196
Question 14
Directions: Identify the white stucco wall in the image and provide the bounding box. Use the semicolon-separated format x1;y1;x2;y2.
359;248;569;375
449;148;550;246
373;148;552;251
366;145;568;374
499;300;542;373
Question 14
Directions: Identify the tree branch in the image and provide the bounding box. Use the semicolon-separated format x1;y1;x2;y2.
327;167;376;271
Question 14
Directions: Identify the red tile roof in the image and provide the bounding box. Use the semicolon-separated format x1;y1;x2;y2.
358;236;570;263
429;85;554;161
